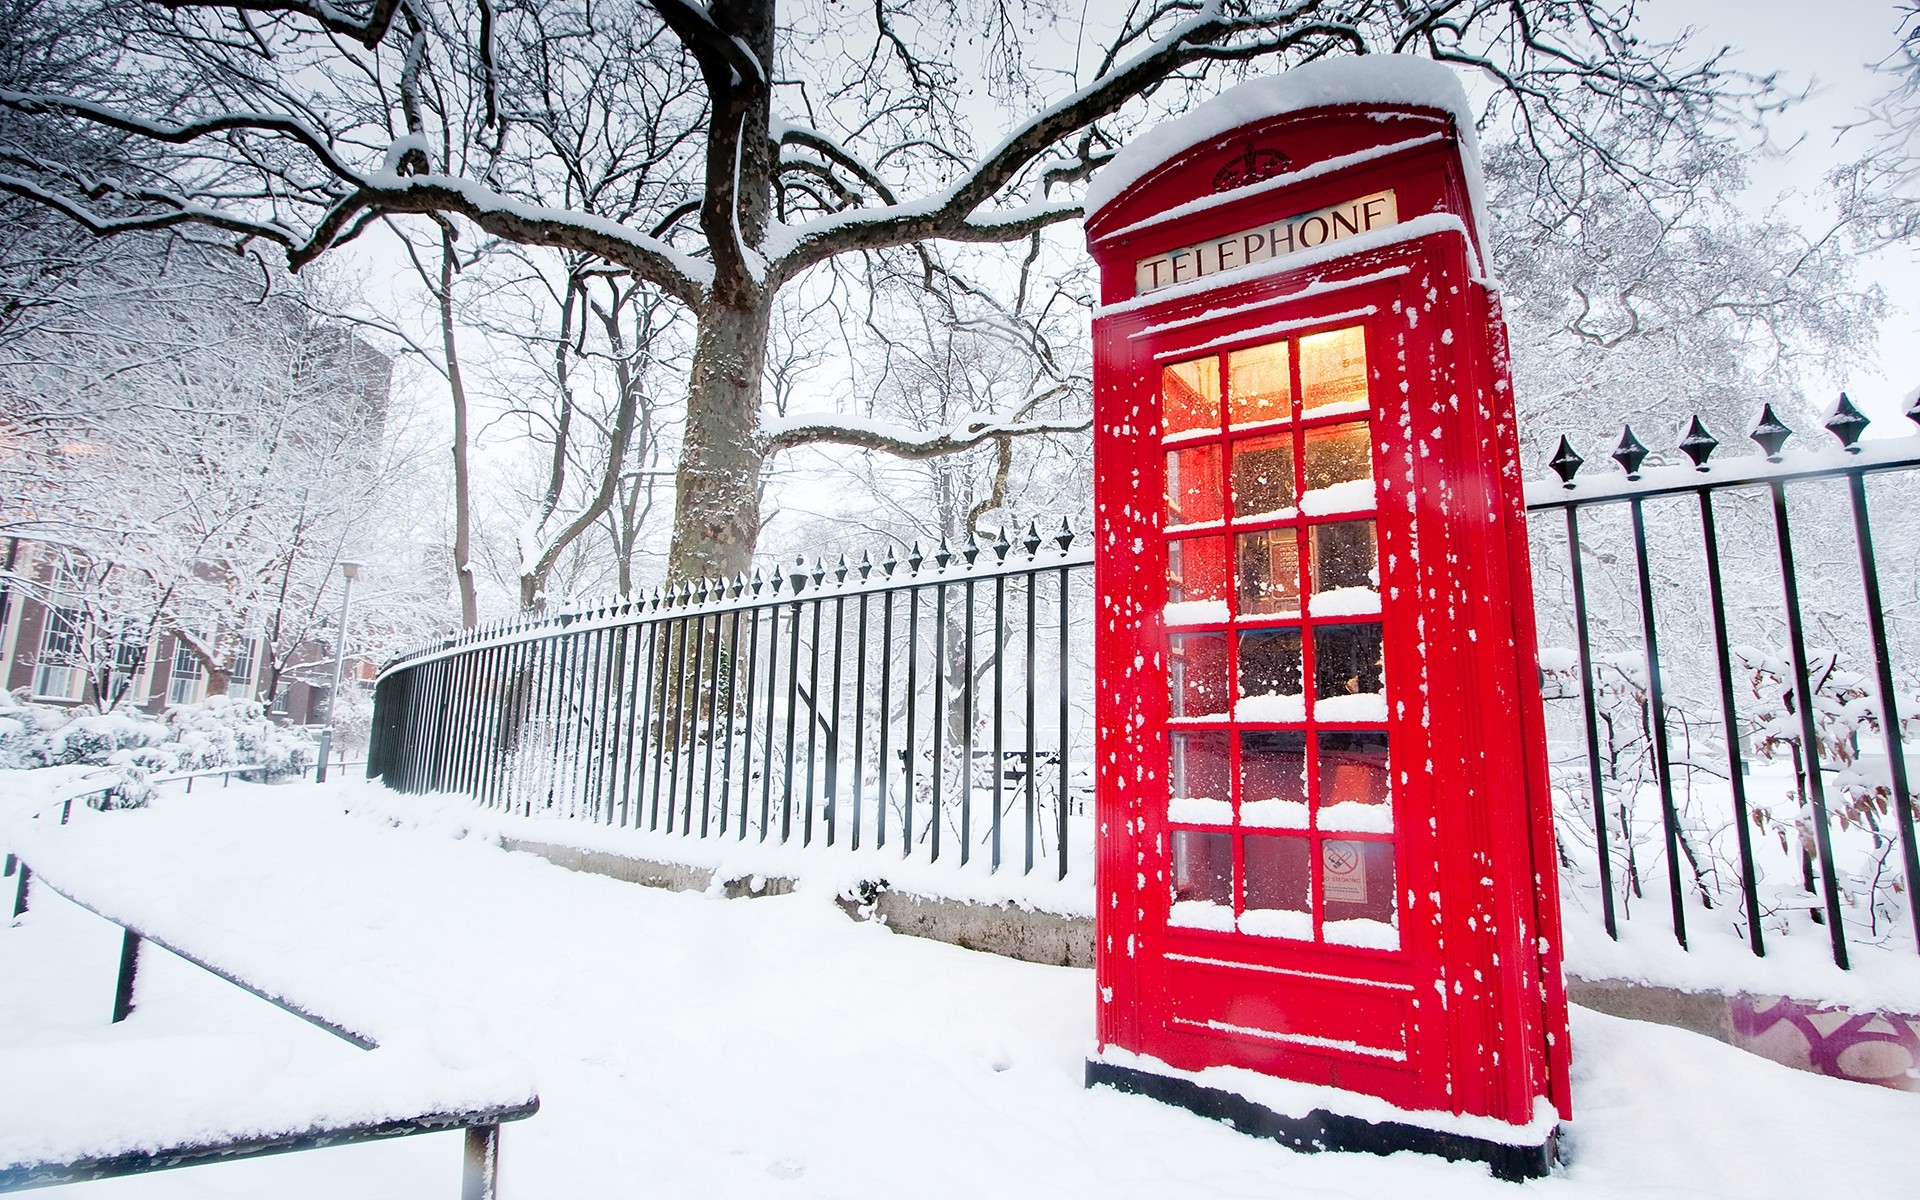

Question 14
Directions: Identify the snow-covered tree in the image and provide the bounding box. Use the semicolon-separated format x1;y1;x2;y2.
0;0;1740;583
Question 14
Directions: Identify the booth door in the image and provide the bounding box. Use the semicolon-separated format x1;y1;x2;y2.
1149;282;1444;1107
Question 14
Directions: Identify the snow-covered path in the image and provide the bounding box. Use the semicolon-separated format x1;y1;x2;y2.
3;778;1915;1198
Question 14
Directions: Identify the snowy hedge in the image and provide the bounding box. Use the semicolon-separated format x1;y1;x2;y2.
0;693;318;788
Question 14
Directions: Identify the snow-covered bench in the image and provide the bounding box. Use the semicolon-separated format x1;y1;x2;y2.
3;839;538;1195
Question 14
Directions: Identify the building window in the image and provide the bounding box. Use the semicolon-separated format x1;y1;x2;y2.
105;635;149;706
168;639;205;706
32;605;87;701
228;635;257;698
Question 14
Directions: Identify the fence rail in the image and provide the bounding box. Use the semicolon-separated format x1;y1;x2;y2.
371;523;1094;880
373;402;1920;970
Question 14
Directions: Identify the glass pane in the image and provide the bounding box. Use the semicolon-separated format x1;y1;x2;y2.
1171;830;1234;927
1167;535;1230;625
1317;730;1392;832
1240;730;1308;828
1242;834;1312;939
1312;623;1385;718
1235;528;1300;617
1237;628;1304;721
1167;445;1225;526
1227;341;1291;426
1230;434;1295;520
1163;358;1221;435
1299;325;1368;414
1308;520;1379;615
1302;423;1373;501
1321;839;1398;948
1169;731;1232;825
1170;632;1231;718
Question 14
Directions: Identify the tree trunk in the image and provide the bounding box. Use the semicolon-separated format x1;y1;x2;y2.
668;295;772;583
440;229;479;627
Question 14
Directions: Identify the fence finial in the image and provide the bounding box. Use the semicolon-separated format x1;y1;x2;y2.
858;549;873;581
907;541;924;574
883;544;899;577
1612;425;1649;480
1751;403;1793;462
1023;520;1042;559
1824;393;1869;453
1907;387;1920;429
993;526;1011;562
1549;435;1582;487
935;537;952;570
789;555;810;593
835;553;849;584
962;530;981;566
1679;415;1718;470
811;557;827;588
1056;517;1075;552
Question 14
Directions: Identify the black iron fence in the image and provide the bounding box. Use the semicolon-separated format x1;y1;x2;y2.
371;404;1920;970
370;524;1094;879
1528;398;1920;967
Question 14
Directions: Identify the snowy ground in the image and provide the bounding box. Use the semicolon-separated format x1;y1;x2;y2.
3;775;1916;1198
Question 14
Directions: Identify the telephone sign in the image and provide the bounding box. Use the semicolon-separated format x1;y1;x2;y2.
1082;57;1570;1179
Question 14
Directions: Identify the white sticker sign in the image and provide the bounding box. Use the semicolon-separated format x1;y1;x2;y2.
1322;840;1370;904
1134;189;1399;295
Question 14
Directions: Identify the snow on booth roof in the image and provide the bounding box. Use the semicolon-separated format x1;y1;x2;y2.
1083;54;1490;246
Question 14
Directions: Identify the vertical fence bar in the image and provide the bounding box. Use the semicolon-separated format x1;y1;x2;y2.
626;618;657;827
648;615;674;830
827;589;846;847
719;602;743;839
1565;505;1618;939
804;593;824;846
876;585;894;852
1769;478;1851;967
851;588;869;851
1025;570;1038;875
1697;490;1766;956
740;599;764;840
903;583;919;855
961;573;976;866
697;609;720;837
1847;471;1920;954
782;590;803;844
1057;559;1072;881
1629;495;1690;949
667;613;694;834
931;578;945;862
598;621;624;822
991;568;1006;871
682;609;708;835
761;598;782;841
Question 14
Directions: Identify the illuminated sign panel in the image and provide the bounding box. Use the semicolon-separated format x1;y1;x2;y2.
1134;190;1398;295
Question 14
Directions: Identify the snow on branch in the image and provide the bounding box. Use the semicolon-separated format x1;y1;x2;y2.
155;0;405;48
763;409;1090;459
767;3;1340;280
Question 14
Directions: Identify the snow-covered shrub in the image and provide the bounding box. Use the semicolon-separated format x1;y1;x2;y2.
160;695;316;780
0;690;316;781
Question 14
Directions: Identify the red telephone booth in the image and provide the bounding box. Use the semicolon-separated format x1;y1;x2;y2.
1083;58;1570;1179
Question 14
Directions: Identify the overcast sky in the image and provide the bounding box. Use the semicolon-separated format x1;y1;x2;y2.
1653;0;1918;428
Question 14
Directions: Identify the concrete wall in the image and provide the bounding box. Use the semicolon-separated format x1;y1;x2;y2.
499;838;1916;1093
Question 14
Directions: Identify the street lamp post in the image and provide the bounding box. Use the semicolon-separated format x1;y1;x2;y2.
317;561;361;783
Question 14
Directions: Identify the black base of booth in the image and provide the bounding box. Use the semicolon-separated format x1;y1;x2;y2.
1084;1059;1557;1182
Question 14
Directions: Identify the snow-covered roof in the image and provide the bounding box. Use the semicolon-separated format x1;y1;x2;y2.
1085;55;1487;235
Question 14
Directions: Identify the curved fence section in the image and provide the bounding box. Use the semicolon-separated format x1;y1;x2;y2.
371;407;1920;970
370;523;1095;879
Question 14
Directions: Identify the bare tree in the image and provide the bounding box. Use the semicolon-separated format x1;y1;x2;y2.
0;0;1738;584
